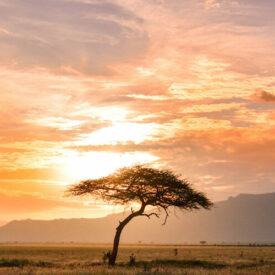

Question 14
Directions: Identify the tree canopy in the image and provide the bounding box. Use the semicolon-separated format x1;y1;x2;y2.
68;165;212;222
67;165;213;265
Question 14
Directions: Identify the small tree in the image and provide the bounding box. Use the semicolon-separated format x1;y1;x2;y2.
67;165;213;266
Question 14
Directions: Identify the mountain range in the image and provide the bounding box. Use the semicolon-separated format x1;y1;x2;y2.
0;192;274;243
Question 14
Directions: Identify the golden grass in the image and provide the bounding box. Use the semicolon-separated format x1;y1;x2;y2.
0;244;274;274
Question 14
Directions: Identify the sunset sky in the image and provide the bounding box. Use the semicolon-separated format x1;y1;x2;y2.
0;0;274;223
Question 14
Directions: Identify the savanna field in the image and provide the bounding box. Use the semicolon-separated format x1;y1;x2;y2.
0;244;274;275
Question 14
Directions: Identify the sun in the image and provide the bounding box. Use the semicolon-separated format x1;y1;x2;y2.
62;151;158;181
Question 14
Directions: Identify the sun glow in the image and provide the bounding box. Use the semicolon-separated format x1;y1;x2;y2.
76;122;158;145
62;151;158;181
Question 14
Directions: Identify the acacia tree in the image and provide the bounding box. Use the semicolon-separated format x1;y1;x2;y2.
67;165;213;266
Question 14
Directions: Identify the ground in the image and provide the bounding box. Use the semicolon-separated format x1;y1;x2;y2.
0;244;274;274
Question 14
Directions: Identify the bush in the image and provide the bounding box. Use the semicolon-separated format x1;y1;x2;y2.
0;258;32;267
129;253;136;266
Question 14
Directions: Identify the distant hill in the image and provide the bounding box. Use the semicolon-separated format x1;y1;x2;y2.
0;193;274;243
0;221;7;227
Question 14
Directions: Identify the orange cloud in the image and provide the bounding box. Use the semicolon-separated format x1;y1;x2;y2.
252;90;275;103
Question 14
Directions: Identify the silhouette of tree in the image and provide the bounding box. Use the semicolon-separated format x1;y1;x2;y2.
67;165;213;266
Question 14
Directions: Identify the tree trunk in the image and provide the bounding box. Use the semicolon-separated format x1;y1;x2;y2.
108;204;145;266
108;224;123;266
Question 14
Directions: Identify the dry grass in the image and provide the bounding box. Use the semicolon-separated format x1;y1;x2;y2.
0;244;274;274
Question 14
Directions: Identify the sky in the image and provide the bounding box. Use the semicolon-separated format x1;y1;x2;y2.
0;0;274;222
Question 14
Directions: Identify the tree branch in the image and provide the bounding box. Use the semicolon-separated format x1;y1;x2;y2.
116;203;146;230
141;212;160;219
162;207;169;225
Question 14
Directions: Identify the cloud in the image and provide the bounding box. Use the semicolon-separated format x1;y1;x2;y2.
0;0;275;216
149;0;275;76
256;90;275;102
0;0;148;75
204;0;221;9
0;192;73;214
70;125;275;200
0;79;111;143
0;168;64;181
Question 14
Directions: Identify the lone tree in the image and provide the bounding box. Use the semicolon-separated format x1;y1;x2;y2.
67;165;213;266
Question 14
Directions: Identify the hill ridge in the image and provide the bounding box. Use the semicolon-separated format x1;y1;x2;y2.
0;192;274;243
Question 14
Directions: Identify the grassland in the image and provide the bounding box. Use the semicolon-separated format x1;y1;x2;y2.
0;244;274;274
